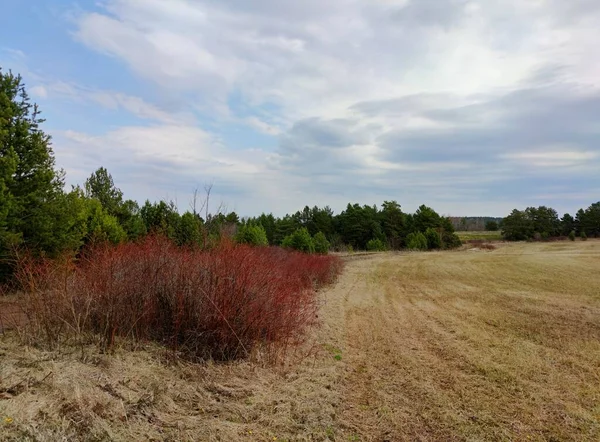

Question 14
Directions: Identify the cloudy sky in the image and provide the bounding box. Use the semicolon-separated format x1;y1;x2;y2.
2;0;599;217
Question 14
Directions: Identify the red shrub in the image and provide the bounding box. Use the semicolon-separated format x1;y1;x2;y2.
17;236;343;360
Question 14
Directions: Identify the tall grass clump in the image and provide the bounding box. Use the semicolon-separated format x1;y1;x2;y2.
16;236;343;361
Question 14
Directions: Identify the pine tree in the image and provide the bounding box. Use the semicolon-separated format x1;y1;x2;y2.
1;69;66;259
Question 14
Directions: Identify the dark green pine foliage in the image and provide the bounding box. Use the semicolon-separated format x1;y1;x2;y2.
0;69;74;265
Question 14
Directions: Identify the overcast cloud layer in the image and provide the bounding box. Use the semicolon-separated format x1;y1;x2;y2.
2;0;599;216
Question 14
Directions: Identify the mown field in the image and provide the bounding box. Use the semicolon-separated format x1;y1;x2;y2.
1;241;599;441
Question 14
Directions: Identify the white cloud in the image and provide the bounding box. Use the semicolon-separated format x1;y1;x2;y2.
53;122;341;215
27;0;600;215
502;149;599;168
73;0;600;120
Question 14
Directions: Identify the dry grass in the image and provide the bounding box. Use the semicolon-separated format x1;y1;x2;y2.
2;241;600;441
338;240;600;441
0;318;345;441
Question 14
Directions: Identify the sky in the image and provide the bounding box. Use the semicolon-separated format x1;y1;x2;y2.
1;0;599;217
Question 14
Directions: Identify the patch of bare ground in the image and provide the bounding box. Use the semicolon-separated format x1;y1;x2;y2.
2;240;600;441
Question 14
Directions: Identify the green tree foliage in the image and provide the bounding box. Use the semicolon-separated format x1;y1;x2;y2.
406;232;428;250
281;227;315;253
413;205;441;233
568;230;576;241
502;206;561;241
485;220;499;231
140;200;181;239
561;214;575;236
379;201;405;249
84;167;145;239
235;224;268;246
528;206;561;237
502;209;534;240
119;199;147;240
0;69;73;269
442;231;462;249
0;147;20;264
312;231;330;254
273;215;300;245
424;228;441;250
176;212;203;246
577;202;600;238
255;213;277;244
84;167;123;216
575;208;586;236
366;238;386;251
581;231;588;241
1;71;59;228
85;198;127;244
336;203;384;249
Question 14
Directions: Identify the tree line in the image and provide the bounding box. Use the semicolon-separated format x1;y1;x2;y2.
501;204;600;241
449;217;503;232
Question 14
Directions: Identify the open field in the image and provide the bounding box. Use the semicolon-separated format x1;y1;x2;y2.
2;241;600;441
456;230;504;241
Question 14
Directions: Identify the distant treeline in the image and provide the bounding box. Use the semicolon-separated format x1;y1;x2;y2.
501;205;600;241
449;217;503;232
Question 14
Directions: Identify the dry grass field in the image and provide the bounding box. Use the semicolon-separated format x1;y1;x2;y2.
2;240;600;441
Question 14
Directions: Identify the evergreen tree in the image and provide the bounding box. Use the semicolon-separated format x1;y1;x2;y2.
84;167;124;216
236;224;268;246
313;231;330;254
281;227;315;253
425;228;442;250
561;213;575;236
379;201;405;249
0;69;68;263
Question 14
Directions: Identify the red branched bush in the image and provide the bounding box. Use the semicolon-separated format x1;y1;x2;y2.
16;236;343;360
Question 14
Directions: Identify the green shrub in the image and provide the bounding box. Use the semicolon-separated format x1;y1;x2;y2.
406;232;428;250
86;200;127;244
424;228;441;249
581;231;588;241
568;230;575;241
313;232;330;254
282;227;315;253
442;232;462;249
366;238;387;251
235;224;268;246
